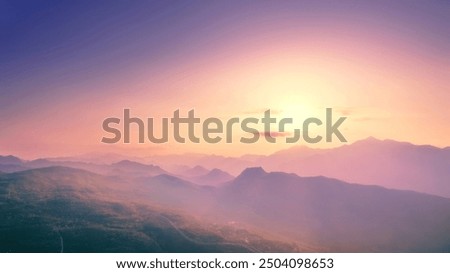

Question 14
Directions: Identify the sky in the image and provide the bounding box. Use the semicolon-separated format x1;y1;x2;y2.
1;0;449;159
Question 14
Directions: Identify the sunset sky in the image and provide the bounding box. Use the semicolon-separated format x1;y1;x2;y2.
1;0;449;159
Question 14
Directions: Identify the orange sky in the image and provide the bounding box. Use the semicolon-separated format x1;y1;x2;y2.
1;1;449;159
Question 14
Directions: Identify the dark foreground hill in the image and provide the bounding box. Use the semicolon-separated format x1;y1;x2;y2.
0;167;296;253
1;166;449;252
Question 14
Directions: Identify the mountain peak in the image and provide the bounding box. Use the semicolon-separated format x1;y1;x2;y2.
114;160;142;166
237;167;267;178
352;136;382;145
112;160;157;168
208;168;226;174
0;155;23;165
363;136;379;142
192;165;207;171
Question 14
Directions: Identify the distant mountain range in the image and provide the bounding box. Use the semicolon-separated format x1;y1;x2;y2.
140;138;449;198
3;137;447;197
257;138;450;197
172;166;235;185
